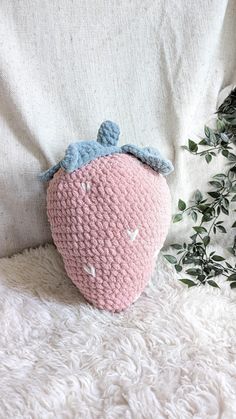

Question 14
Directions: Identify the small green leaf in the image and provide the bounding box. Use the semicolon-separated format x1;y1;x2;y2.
190;233;197;242
202;213;214;223
198;204;209;212
164;255;177;264
220;133;229;143
227;274;236;282
199;139;207;145
173;213;183;223
212;255;225;261
182;258;194;265
221;205;229;215
170;244;182;250
188;139;198;152
179;279;197;288
209;130;216;143
195;189;203;203
226;262;233;269
232;195;236;202
213;173;226;179
205;153;212;164
197;274;206;282
217;225;227;233
208;191;220;198
223;198;229;208
191;211;197;223
209;181;222;189
175;264;182;272
193;226;207;234
207;280;220;288
178;199;186;211
227;153;236;162
186;268;201;276
204;125;210;138
230;282;236;289
222;149;229;158
216;119;225;132
203;236;210;246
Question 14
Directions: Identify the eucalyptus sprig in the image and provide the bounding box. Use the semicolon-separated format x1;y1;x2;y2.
165;87;236;289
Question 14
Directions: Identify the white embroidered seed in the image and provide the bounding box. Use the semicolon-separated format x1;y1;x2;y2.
127;228;139;242
83;264;96;277
81;182;91;192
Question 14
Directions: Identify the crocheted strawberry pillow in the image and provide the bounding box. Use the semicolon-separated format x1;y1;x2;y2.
40;121;173;312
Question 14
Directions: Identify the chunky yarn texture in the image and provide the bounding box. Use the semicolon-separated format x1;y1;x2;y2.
47;153;171;312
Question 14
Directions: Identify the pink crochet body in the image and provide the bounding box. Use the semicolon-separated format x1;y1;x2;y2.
47;153;171;312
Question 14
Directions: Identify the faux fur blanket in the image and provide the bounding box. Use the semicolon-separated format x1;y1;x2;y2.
0;244;235;418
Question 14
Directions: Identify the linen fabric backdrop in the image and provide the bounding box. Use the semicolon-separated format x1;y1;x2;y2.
0;0;236;258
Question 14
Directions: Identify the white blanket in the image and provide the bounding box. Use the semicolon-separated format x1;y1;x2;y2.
0;244;235;418
0;0;236;257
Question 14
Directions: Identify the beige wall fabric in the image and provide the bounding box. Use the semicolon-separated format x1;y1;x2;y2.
0;0;236;257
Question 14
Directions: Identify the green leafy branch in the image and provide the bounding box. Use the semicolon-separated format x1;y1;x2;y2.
165;87;236;289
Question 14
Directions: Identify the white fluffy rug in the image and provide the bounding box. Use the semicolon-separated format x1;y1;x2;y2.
0;244;236;418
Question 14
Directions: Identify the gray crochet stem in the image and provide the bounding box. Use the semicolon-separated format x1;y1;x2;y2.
97;120;120;146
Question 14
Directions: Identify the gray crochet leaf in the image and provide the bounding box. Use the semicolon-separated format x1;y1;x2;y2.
39;121;174;181
122;144;174;175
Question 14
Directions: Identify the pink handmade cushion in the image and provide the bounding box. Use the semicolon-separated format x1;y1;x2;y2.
46;153;171;312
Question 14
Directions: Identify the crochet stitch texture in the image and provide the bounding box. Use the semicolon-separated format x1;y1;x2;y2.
44;121;172;311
